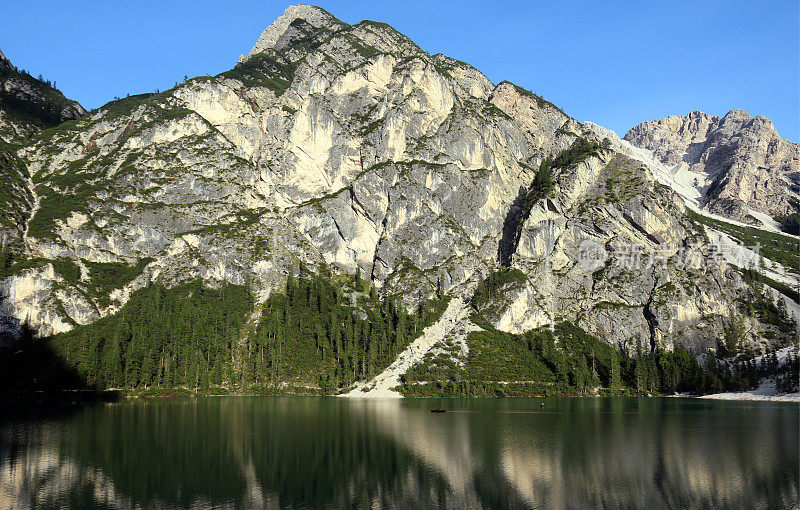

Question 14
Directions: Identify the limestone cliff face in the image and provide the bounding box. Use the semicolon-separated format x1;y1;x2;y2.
0;5;792;353
624;110;800;223
494;149;769;353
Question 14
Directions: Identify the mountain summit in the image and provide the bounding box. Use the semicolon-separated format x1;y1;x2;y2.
240;4;348;61
625;109;799;224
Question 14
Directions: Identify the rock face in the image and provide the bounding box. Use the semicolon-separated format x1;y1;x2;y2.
0;5;794;354
625;110;800;223
0;139;33;254
494;149;758;353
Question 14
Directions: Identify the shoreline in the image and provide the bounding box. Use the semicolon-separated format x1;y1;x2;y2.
4;393;798;403
698;392;799;402
697;378;800;402
697;389;800;403
4;381;799;403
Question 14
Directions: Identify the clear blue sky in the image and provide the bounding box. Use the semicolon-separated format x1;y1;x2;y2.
2;1;797;140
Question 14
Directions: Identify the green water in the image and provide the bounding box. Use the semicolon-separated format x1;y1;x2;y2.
1;397;797;509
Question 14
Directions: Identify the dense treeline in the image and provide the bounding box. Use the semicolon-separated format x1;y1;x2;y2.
50;280;252;390
248;268;448;393
35;271;447;394
401;319;799;398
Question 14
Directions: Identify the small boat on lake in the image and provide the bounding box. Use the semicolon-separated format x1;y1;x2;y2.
430;409;446;413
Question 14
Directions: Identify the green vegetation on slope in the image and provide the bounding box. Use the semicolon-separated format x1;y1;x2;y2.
499;138;607;266
774;203;799;235
550;136;609;169
400;318;797;398
521;158;554;207
220;52;297;95
0;256;80;282
687;209;799;273
40;270;448;395
471;268;527;309
83;258;154;307
755;273;799;303
5;266;795;397
522;137;608;216
249;269;448;393
27;182;100;240
736;267;799;323
0;138;32;252
0;254;152;312
28;101;196;241
50;280;253;391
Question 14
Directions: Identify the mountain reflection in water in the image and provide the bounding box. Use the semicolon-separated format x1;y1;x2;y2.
1;397;797;509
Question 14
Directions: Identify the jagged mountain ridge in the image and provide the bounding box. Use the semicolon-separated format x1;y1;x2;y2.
625;109;800;225
0;5;794;360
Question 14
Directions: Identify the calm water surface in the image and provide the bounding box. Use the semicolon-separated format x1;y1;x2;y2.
0;397;797;509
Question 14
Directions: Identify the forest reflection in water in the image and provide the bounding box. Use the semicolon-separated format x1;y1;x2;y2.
1;397;797;509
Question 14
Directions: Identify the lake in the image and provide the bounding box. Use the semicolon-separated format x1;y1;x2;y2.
1;397;797;509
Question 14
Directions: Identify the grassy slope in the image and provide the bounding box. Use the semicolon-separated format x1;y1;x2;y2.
687;209;799;273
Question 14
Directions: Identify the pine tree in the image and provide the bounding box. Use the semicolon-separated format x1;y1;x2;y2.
354;267;365;292
101;337;123;388
610;350;622;390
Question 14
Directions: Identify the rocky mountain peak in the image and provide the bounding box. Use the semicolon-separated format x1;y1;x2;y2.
624;109;799;222
718;109;777;136
239;4;346;61
722;108;749;121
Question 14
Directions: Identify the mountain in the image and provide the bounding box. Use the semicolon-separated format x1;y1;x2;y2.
0;5;796;396
625;110;800;227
